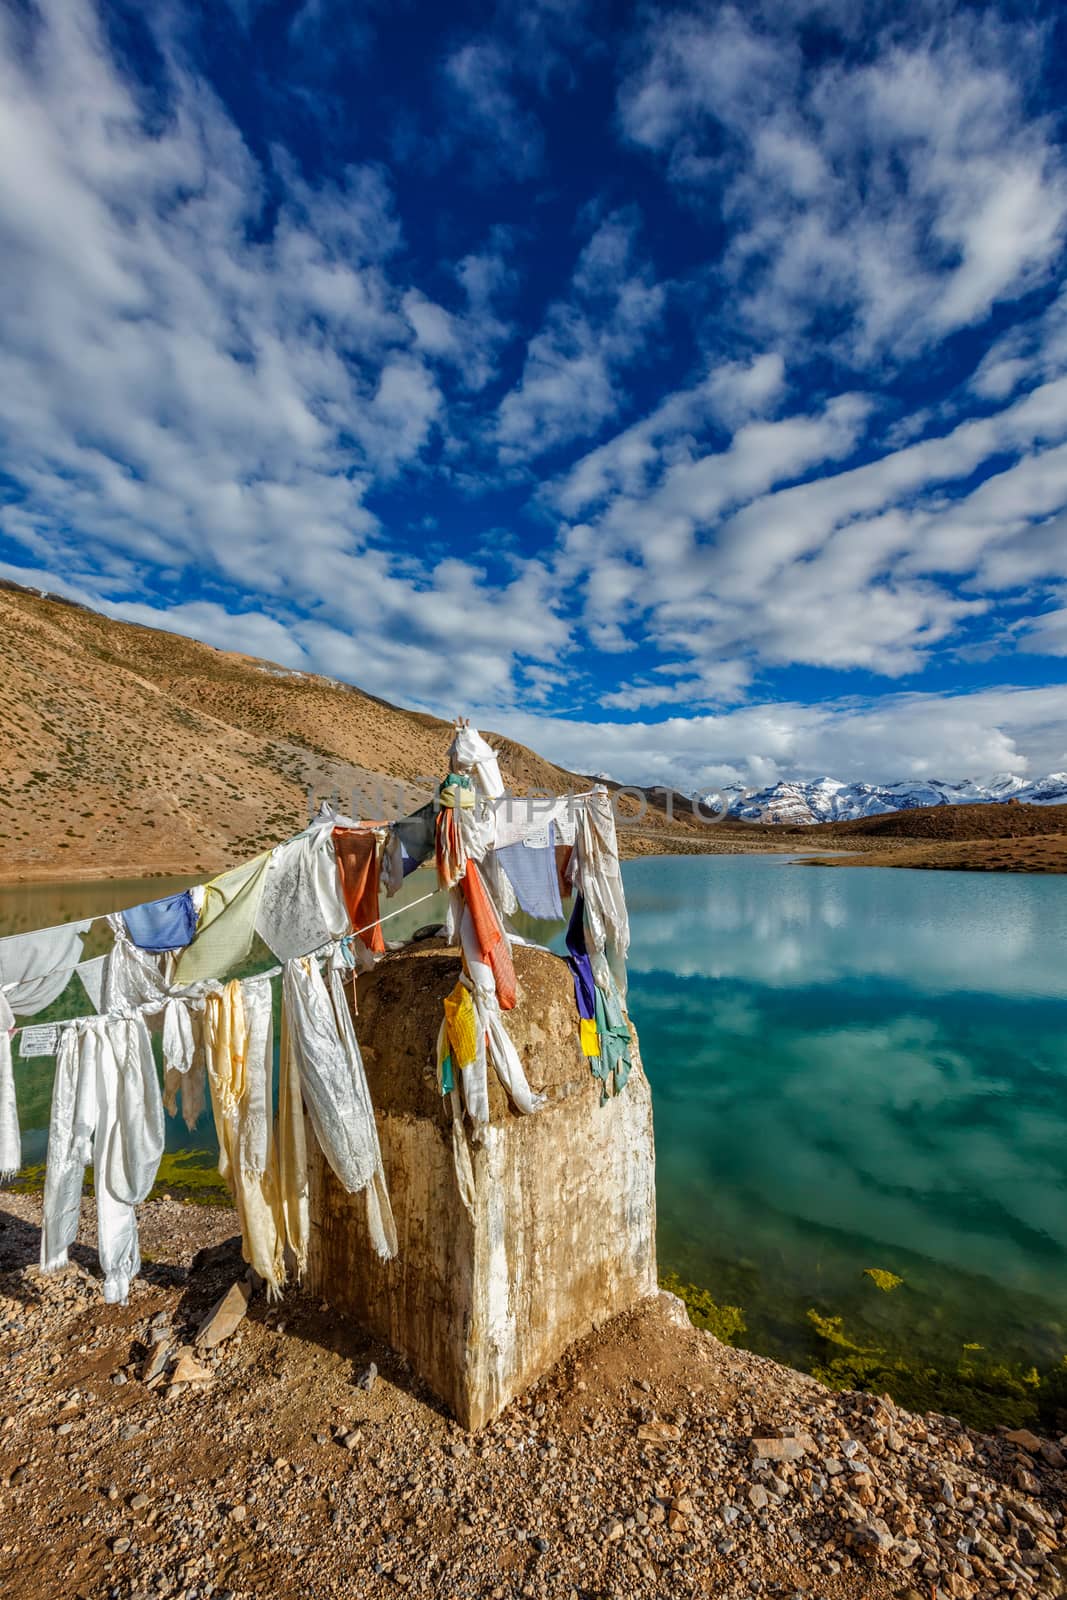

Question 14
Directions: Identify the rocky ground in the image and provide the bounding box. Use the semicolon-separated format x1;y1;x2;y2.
1;1193;1064;1600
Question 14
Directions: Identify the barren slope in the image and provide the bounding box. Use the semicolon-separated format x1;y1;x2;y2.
0;586;709;880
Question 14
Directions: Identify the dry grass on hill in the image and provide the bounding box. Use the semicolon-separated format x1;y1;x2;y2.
0;585;710;882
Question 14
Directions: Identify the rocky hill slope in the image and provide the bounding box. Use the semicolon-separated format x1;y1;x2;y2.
0;586;709;881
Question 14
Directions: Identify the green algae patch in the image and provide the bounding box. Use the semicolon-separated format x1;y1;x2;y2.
3;1150;230;1206
148;1150;230;1205
3;1162;47;1195
660;1270;747;1344
659;1254;1067;1433
803;1305;1060;1432
864;1268;903;1292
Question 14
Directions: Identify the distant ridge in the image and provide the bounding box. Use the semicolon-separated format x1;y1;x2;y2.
715;773;1067;824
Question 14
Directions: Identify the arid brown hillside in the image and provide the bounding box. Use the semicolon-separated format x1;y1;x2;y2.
810;799;1067;842
794;801;1067;872
0;586;710;881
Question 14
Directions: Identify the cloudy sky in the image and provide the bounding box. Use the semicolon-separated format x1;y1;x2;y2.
1;0;1066;792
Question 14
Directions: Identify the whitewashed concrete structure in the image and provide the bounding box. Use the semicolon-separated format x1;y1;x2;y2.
305;940;657;1429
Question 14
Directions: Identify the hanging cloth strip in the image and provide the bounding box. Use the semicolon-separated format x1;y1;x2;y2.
203;977;286;1296
0;992;19;1180
256;825;351;962
591;979;633;1102
443;980;479;1072
161;997;207;1132
277;999;310;1281
0;920;91;1016
491;795;579;851
40;1013;164;1303
448;723;505;800
103;916;173;1012
565;893;597;1022
121;890;198;953
496;822;564;922
573;788;630;998
175;850;272;984
435;804;467;891
436;1014;478;1218
392;802;436;874
282;955;396;1259
380;831;405;899
332;828;386;953
460;859;516;1011
457;916;543;1118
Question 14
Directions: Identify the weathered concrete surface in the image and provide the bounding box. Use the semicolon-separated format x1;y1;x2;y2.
305;940;657;1429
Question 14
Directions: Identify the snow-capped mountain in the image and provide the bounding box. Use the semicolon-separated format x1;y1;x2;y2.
708;773;1067;825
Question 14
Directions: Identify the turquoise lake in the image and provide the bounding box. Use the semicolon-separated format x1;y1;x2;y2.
4;855;1066;1414
620;855;1067;1400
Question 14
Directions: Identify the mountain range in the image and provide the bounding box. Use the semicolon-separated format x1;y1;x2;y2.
714;773;1067;825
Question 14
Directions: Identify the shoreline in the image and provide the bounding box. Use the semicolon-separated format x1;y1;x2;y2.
5;1164;1063;1437
0;839;855;885
2;1189;1065;1600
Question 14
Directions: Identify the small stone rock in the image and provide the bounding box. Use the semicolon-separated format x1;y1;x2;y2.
195;1281;251;1351
228;1504;247;1522
749;1436;811;1462
110;1537;131;1554
846;1520;895;1560
356;1362;377;1393
748;1484;769;1510
129;1493;149;1511
636;1420;681;1444
170;1347;214;1388
142;1341;172;1386
1004;1428;1042;1453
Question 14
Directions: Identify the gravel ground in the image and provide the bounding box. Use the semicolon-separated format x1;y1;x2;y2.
1;1192;1064;1600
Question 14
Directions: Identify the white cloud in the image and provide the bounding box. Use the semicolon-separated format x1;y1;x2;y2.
619;10;1067;362
495;212;666;459
494;684;1067;793
1019;601;1067;658
551;370;1067;695
442;41;543;179
0;0;567;707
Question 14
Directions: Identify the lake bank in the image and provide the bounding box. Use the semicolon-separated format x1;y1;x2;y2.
3;1189;1065;1600
798;834;1067;873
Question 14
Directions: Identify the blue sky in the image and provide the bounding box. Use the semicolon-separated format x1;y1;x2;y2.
1;0;1066;791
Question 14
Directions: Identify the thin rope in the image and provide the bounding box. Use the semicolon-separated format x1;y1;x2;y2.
7;888;445;1037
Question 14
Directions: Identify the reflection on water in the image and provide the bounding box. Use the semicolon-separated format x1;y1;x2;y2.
4;854;1067;1391
622;854;1067;1383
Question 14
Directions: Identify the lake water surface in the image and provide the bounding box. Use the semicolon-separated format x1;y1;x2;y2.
4;855;1066;1414
621;855;1067;1403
